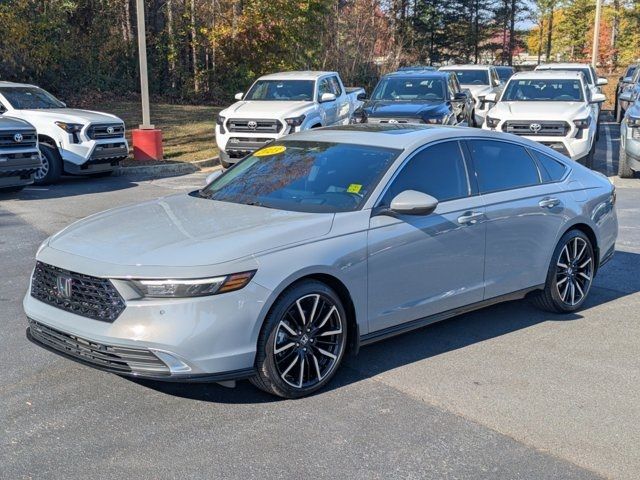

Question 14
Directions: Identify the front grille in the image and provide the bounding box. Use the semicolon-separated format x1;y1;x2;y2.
540;142;570;156
503;121;570;137
28;319;170;376
632;127;640;140
87;123;125;140
0;130;37;148
30;261;125;322
367;117;424;124
90;142;128;160
227;119;282;133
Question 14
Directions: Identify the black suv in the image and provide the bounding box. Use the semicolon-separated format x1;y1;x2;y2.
353;71;474;126
0;117;42;193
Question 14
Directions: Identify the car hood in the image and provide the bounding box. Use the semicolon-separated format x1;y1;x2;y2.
221;101;311;119
364;100;448;118
461;84;494;98
46;194;334;267
16;108;123;124
490;101;589;120
0;115;35;130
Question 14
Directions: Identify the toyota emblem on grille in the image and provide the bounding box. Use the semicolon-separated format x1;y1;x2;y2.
13;133;23;143
529;123;542;134
247;121;258;130
106;126;115;134
56;275;73;299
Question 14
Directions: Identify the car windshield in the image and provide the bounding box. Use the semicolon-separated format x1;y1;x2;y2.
371;77;445;101
495;67;514;82
625;66;637;79
200;141;400;213
244;80;315;101
446;70;489;85
502;79;584;102
0;87;66;109
540;67;593;85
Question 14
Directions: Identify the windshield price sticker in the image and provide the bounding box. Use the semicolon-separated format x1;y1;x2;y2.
255;145;287;157
347;184;362;194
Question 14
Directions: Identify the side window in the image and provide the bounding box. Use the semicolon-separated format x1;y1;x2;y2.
318;78;332;99
380;141;470;205
330;76;342;96
468;140;541;193
530;149;567;182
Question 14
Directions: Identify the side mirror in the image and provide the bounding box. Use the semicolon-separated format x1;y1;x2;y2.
234;92;244;101
357;92;367;101
484;92;498;103
619;76;624;82
205;170;223;184
597;77;608;86
389;190;438;216
591;93;606;104
319;92;336;103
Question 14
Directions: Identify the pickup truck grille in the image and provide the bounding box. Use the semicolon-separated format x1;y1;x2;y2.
367;117;424;124
227;119;283;134
28;319;170;376
0;130;37;148
87;123;125;140
502;121;570;137
30;261;126;323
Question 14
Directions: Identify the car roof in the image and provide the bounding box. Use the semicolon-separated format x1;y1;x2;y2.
509;70;585;81
257;71;337;80
535;63;591;69
440;65;494;71
384;70;450;79
284;123;544;151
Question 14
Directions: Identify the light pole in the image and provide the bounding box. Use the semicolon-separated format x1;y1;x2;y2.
132;0;163;161
591;0;602;68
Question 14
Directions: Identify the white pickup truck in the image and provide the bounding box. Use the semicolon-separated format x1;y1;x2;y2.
215;71;365;167
0;81;129;184
482;70;605;164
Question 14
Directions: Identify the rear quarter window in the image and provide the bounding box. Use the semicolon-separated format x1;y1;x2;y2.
530;150;568;182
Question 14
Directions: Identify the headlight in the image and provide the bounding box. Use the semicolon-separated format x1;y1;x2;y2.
628;116;640;127
216;115;226;134
485;116;500;128
55;122;84;133
352;108;367;124
573;118;591;129
285;115;306;128
127;270;256;298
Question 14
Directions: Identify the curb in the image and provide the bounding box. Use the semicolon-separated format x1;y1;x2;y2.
113;157;219;178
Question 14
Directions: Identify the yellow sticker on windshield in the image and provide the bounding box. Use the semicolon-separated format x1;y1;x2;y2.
254;145;286;157
347;183;362;194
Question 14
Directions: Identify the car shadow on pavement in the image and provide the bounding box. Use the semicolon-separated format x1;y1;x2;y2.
1;175;140;201
130;250;640;404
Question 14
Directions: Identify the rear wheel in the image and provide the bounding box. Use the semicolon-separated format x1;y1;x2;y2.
250;280;347;399
35;145;62;185
532;230;595;313
618;145;634;178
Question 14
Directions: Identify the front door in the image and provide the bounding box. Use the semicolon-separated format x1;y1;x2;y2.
367;140;486;333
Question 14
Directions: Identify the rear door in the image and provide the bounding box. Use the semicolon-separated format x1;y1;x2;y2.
465;139;568;299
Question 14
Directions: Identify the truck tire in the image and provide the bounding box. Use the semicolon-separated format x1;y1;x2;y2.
35;145;62;185
616;103;625;123
618;145;634;178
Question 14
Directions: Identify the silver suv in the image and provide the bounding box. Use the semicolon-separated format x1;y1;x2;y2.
619;99;640;177
0;117;41;192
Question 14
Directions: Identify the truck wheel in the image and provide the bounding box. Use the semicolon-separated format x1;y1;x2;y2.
618;145;634;178
616;103;625;123
35;145;62;185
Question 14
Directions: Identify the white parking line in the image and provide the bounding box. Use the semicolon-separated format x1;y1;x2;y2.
605;124;614;177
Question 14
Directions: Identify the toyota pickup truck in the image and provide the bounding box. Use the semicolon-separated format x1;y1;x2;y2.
0;81;129;184
619;99;640;178
215;71;365;168
482;70;605;164
0;116;41;192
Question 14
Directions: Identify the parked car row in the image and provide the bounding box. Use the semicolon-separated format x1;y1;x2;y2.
0;81;128;190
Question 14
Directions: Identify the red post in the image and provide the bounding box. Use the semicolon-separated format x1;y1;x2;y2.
132;128;164;161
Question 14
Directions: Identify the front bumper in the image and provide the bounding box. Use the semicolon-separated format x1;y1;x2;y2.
60;137;129;172
216;125;284;165
0;149;42;188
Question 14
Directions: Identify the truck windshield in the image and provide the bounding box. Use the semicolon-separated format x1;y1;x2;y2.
371;77;445;101
502;79;584;102
446;70;489;85
495;67;514;82
0;87;66;109
200;141;400;213
624;66;637;79
245;80;315;101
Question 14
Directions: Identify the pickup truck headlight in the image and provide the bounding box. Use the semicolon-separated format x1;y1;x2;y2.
127;270;256;298
285;115;306;128
485;116;500;128
573;118;591;129
352;109;367;123
55;122;84;133
627;116;640;128
216;115;226;134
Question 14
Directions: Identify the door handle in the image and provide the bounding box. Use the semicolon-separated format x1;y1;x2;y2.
457;211;483;225
539;197;560;209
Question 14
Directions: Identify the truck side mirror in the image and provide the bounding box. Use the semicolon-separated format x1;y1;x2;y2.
357;92;367;101
234;92;244;101
319;93;337;103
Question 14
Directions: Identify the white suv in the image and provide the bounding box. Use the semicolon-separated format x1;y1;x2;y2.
482;71;605;163
0;82;128;184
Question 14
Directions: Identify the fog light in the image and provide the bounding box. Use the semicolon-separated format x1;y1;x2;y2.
151;349;192;373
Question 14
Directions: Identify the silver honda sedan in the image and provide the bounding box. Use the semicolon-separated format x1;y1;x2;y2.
24;125;618;398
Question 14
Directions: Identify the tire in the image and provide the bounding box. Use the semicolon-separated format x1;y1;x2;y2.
250;280;348;399
618;144;634;178
531;230;595;313
616;103;625;123
470;110;477;128
34;145;62;185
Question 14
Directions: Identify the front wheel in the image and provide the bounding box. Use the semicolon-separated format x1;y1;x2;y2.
34;145;62;185
532;230;595;313
618;145;634;178
250;280;348;398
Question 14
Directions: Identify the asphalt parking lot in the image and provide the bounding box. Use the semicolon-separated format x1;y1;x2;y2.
1;123;639;479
